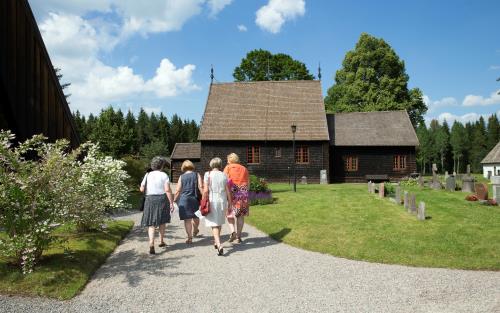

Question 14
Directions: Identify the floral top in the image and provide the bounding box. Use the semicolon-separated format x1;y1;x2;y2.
224;163;249;217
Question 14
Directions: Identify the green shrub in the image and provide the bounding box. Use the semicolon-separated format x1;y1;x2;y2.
121;155;149;188
400;177;419;187
249;175;270;192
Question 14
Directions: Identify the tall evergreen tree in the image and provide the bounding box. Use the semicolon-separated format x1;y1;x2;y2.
470;117;488;172
416;121;430;174
450;121;467;173
486;114;500;151
435;120;451;172
324;33;427;127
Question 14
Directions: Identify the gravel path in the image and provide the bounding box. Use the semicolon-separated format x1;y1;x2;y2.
1;210;499;313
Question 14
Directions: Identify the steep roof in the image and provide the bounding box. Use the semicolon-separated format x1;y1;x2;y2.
170;143;201;160
328;110;419;146
481;141;500;164
198;80;329;141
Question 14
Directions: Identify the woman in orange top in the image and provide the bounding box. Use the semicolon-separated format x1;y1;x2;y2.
223;153;249;243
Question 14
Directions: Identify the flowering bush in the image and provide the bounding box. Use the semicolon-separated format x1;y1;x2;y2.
69;142;129;232
0;131;129;273
249;175;270;193
465;194;478;201
0;131;77;273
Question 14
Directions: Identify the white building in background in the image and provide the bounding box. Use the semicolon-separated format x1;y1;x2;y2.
481;141;500;179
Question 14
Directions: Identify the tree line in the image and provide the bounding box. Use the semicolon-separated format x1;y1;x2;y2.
416;115;500;174
73;107;199;160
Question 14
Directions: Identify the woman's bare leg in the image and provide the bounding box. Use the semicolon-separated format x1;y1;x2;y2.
159;224;166;244
148;226;156;246
192;218;200;236
212;226;221;247
184;219;193;241
236;216;245;239
227;217;236;234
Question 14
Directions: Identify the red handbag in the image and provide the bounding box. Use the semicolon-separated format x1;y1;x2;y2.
200;173;210;216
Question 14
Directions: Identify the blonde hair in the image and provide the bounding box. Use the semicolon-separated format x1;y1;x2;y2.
181;160;195;172
227;153;240;164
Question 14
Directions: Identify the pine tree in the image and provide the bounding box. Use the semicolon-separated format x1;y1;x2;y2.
450;121;467;173
416;121;430;174
486;114;500;151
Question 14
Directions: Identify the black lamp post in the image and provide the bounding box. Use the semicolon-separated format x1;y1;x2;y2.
291;124;297;192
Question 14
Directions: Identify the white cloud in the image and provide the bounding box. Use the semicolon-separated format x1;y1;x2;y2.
255;0;305;34
490;65;500;70
39;13;198;116
207;0;233;18
237;24;248;32
433;112;484;125
462;90;500;107
143;106;163;115
423;95;458;113
32;0;231;38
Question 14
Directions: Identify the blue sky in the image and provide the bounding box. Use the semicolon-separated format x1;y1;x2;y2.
30;0;500;124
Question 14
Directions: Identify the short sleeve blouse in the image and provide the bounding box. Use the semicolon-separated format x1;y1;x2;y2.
141;171;170;195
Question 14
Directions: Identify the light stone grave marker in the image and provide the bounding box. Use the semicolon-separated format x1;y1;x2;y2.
445;176;456;192
417;202;426;221
404;191;409;210
379;183;385;198
395;186;401;204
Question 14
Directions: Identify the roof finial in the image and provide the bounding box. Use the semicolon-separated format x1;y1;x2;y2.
318;62;322;80
210;65;214;84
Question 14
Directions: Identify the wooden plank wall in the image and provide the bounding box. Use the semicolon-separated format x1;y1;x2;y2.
200;141;329;183
332;146;417;182
0;0;79;146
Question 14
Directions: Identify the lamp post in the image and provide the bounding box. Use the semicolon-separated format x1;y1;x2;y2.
291;124;297;192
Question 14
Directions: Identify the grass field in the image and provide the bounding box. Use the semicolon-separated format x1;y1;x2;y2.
0;220;133;299
247;183;500;270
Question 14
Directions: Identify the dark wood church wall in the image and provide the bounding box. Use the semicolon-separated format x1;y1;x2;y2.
200;141;329;183
0;0;79;146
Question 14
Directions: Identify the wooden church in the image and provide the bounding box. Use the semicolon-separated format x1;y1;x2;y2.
172;79;419;183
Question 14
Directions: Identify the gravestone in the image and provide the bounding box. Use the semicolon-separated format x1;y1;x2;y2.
379;183;385;198
395;186;401;204
430;164;441;189
445;176;456;192
491;176;500;203
320;170;328;184
475;183;488;200
417;202;426;221
409;194;417;214
368;181;372;193
300;176;307;184
403;191;409;210
445;171;449;181
372;182;376;194
493;185;500;203
418;175;425;188
461;164;475;193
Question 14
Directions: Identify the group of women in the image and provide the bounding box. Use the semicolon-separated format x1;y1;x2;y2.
139;153;249;256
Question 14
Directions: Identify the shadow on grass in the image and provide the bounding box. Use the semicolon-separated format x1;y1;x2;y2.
269;228;291;242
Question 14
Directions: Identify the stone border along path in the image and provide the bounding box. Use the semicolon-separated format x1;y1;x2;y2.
1;211;499;312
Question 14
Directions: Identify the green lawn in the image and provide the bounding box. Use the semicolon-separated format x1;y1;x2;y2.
247;183;500;270
0;220;133;299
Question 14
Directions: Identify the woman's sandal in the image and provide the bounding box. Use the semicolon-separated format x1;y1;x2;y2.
186;237;193;244
149;246;155;254
217;245;223;256
229;232;236;242
234;237;242;244
158;242;166;247
193;228;199;237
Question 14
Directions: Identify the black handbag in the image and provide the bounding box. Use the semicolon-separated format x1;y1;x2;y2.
139;173;149;211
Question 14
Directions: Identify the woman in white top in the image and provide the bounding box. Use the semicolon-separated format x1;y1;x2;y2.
140;156;174;255
203;157;232;256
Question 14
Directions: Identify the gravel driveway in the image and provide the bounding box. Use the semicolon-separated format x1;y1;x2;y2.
1;210;499;313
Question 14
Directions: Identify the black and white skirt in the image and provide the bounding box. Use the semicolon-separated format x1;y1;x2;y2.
141;194;171;227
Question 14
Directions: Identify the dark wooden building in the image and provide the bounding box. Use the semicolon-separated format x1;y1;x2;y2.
197;80;330;183
327;111;419;182
0;0;79;146
170;143;201;183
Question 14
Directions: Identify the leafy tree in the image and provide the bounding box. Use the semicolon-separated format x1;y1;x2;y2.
324;33;427;127
233;49;314;81
140;139;169;163
88;107;126;157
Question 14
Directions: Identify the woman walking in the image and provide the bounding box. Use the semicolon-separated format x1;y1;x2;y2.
140;156;174;255
174;160;202;244
224;153;249;244
203;157;232;256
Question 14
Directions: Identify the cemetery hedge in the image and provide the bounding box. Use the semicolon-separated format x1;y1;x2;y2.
247;183;500;270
